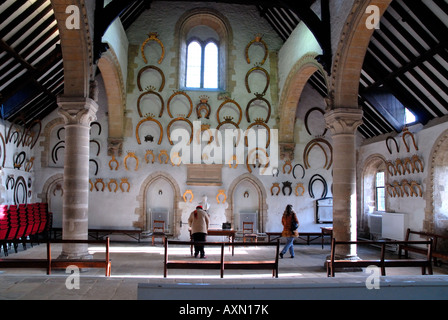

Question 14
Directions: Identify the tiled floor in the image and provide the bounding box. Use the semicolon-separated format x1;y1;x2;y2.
0;239;447;300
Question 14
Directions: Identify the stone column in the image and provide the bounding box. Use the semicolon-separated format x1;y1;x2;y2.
325;108;363;258
57;96;98;259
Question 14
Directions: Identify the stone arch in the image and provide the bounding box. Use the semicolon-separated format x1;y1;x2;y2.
38;173;64;227
225;173;268;232
359;153;387;236
135;172;182;237
98;48;126;156
425;128;448;236
278;52;329;143
330;0;392;108
170;7;235;91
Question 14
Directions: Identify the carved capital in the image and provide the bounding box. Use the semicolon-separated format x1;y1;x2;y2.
324;108;363;135
107;138;124;157
57;96;98;126
279;142;295;161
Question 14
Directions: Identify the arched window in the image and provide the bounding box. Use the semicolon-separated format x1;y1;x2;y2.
186;39;219;89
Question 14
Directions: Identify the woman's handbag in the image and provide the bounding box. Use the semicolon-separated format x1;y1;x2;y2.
291;219;299;231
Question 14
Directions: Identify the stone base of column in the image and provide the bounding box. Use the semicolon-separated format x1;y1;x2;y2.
324;254;363;273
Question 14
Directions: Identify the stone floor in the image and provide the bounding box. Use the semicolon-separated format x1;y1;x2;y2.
0;239;447;300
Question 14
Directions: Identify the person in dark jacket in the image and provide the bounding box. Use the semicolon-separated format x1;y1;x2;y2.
280;204;299;258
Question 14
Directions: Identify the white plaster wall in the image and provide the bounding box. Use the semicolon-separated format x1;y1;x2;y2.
358;119;448;233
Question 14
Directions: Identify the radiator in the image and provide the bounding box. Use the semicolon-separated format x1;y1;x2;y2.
368;213;383;237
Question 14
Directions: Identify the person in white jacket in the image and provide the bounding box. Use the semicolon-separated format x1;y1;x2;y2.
188;205;210;258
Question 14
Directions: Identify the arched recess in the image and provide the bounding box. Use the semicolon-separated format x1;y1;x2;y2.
135;172;182;237
278;52;329;143
359;153;387;237
51;0;94;97
425;129;448;242
39;174;64;228
98;48;126;156
171;7;235;91
225;173;268;233
330;0;392;108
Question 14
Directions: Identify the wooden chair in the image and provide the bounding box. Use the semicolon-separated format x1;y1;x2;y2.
152;220;166;245
242;222;257;243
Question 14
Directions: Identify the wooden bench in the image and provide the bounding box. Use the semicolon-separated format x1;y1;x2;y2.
326;238;433;277
164;239;279;278
0;238;111;276
50;227;142;243
399;228;448;266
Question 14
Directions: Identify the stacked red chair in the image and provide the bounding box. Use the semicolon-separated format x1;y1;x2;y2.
31;203;41;236
6;205;20;254
0;205;9;256
37;203;48;235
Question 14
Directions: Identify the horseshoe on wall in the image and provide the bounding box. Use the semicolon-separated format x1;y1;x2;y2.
271;183;280;196
22;119;42;149
124;152;139;171
402;128;418;153
195;95;211;119
141;32;165;64
120;178;131;192
89;159;99;176
385;136;399;154
385;160;397;176
245;66;270;95
94;178;105;192
303;138;333;170
292;164;305;180
108;155;119;171
245;119;271;148
108;179;119;193
90;121;102;136
217;99;242;126
13;151;26;169
145;150;155;164
137;89;165;118
51;140;65;164
13;176;27;205
245;93;271;123
216;117;241;147
136;115;163;145
166;117;193;146
137;65;165;92
304;107;327;137
308;174;328;199
411;155;424;173
90;139;101;156
283;160;292;174
6;175;15;190
0;132;5;168
246;147;269;174
410;180;423;197
57;127;65;140
282;181;292;196
295;183;305;196
245;34;268;65
183;190;194;203
167;91;193;118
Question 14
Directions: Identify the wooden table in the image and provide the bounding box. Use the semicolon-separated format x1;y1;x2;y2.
189;229;236;256
266;230;331;248
50;227;143;242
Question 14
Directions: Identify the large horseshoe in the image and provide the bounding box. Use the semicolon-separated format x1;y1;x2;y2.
136;116;163;145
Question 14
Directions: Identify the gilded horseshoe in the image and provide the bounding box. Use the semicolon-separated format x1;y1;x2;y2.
136;115;163;145
402;128;418;153
228;155;238;168
167;117;193;146
411;155;424;173
386;136;399;154
23;119;41;150
137;90;165;118
216;117;241;147
145;150;155;164
94;178;105;192
245;34;268;65
295;183;305;196
245;66;270;95
282;160;292;174
158;150;169;164
108;179;119;193
411;181;423;197
403;157;413;175
245;94;271;123
216;190;227;204
137;65;165;92
196;96;211;119
271;183;280;196
395;158;404;176
167;91;193;118
183;190;194;203
170;152;182;166
393;181;403;197
245;120;271;148
401;180;413;197
124;152;139;171
303;139;332;170
141;32;165;64
120;178;130;192
217;99;242;125
246;147;269;174
304;107;327;137
109;155;119;170
385;160;397;176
